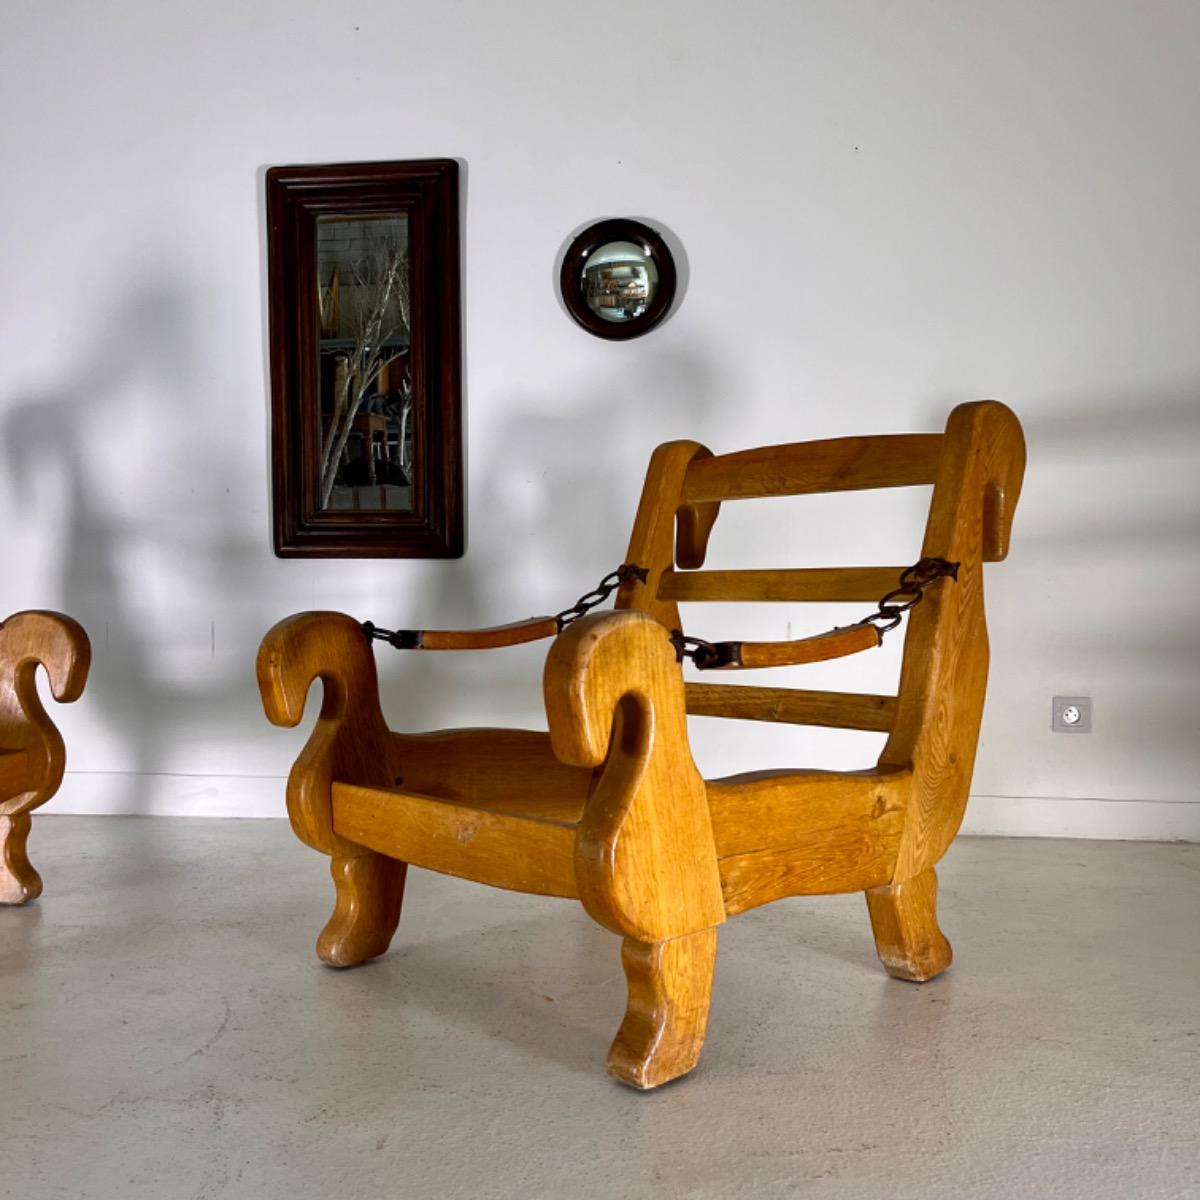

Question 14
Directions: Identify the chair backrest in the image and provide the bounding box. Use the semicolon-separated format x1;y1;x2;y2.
614;401;1026;775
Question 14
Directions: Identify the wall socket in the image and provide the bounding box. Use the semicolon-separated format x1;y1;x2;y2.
1052;696;1092;733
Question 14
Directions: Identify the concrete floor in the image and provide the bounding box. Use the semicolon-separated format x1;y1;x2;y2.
1;818;1196;1200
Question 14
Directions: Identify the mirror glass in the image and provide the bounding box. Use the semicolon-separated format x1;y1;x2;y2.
315;214;414;511
581;240;659;323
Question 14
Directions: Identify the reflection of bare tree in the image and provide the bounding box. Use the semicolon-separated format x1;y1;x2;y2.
320;239;410;507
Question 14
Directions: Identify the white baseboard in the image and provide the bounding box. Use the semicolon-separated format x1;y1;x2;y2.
46;772;286;819
43;772;1200;841
962;794;1200;841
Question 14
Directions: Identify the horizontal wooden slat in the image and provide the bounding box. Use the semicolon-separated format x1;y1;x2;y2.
706;768;907;911
686;684;897;731
334;781;580;899
681;433;942;502
659;567;908;603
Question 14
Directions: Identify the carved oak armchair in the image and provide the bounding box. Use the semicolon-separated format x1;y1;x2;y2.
0;612;91;903
257;400;1024;1088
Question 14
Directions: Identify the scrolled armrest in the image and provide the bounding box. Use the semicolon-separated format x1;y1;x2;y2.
256;611;397;854
543;611;725;941
0;611;91;816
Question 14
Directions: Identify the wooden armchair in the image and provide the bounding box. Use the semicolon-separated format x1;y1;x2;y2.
0;612;91;904
257;400;1025;1089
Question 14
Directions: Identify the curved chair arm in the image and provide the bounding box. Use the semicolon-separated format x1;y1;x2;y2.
544;611;725;943
257;611;399;856
0;611;91;817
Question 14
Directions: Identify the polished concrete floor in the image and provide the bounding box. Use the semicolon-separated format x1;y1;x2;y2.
1;817;1196;1199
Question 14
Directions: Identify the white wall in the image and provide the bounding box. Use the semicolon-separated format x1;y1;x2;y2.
1;0;1197;838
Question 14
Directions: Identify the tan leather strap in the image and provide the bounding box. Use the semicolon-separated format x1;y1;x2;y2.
362;616;559;651
671;622;881;670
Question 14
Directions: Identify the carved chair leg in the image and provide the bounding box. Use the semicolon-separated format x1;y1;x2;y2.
607;927;718;1090
865;866;952;982
317;852;407;968
0;813;42;905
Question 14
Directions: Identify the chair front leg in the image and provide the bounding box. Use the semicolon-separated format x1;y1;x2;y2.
0;611;91;904
865;866;952;981
258;611;407;967
546;611;726;1087
609;928;718;1089
0;813;41;904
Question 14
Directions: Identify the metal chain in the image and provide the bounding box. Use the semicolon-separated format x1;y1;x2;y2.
853;556;959;636
362;562;648;649
554;563;648;631
672;557;959;668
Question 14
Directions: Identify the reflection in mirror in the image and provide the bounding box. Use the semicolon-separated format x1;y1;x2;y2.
582;240;658;323
559;218;677;340
315;214;413;511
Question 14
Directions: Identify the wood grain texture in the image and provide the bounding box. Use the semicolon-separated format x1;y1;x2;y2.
659;566;909;603
388;728;593;820
681;433;943;502
318;853;407;967
615;440;714;629
256;611;408;962
707;768;908;913
880;401;1026;884
0;611;90;904
333;779;580;899
865;866;952;981
686;684;897;731
0;813;40;905
607;928;718;1089
545;610;725;943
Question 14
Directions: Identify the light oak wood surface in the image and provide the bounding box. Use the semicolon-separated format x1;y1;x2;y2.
0;611;90;904
681;433;943;502
659;566;909;603
685;684;897;731
257;400;1025;1087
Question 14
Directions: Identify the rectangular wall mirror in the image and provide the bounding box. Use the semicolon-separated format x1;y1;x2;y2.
266;159;463;557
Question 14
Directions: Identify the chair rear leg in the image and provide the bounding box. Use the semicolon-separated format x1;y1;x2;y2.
317;852;407;968
0;813;41;905
607;927;718;1090
865;866;952;982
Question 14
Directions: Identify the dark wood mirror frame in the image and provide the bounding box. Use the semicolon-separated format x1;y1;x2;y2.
559;218;677;340
266;159;463;558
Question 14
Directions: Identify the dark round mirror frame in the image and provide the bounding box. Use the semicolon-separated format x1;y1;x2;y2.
559;218;678;340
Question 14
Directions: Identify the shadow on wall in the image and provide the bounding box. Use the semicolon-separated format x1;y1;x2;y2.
1021;383;1200;555
1;279;264;848
375;347;732;733
984;382;1200;791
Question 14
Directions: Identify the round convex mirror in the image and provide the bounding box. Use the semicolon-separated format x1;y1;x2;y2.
559;219;677;340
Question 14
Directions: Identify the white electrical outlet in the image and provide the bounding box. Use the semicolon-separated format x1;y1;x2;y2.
1052;696;1092;733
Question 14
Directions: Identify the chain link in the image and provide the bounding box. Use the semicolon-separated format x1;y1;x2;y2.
853;557;959;636
672;557;959;668
554;563;648;631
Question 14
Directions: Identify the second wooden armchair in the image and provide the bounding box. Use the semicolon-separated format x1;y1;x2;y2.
257;400;1025;1089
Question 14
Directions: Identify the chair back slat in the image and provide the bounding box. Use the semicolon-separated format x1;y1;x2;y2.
681;433;942;503
659;567;906;604
685;684;897;732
